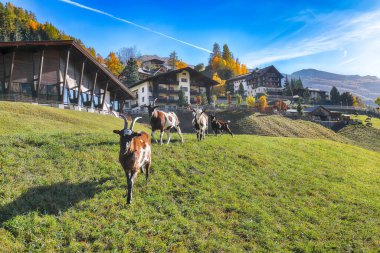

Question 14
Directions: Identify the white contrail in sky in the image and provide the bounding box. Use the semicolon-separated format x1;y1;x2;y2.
60;0;212;53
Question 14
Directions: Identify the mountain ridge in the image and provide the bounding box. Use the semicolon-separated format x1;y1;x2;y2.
288;69;380;105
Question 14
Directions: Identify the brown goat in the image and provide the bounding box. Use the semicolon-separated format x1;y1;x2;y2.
143;99;183;145
210;115;233;137
113;115;151;204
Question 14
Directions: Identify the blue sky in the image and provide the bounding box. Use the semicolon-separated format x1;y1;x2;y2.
2;0;380;76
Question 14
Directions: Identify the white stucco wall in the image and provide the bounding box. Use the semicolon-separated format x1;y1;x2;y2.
177;70;190;104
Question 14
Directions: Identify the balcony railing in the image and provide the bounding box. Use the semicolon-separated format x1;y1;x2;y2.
157;81;179;86
156;98;178;103
190;90;202;95
158;88;180;94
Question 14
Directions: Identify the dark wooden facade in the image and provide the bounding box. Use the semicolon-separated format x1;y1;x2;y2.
247;65;283;88
0;40;134;111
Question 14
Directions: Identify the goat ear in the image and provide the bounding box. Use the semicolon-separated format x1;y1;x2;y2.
113;130;121;135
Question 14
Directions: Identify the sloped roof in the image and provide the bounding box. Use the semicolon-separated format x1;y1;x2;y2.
0;40;135;99
256;65;284;78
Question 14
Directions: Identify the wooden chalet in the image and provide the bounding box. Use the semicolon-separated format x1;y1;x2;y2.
226;65;284;97
247;65;283;88
0;40;134;112
304;105;342;121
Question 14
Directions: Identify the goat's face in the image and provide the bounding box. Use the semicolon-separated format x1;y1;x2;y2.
192;108;205;118
113;116;142;153
143;99;159;117
210;115;216;122
113;129;140;152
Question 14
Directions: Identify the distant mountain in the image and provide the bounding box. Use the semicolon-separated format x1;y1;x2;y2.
137;55;169;64
289;69;380;106
137;55;194;69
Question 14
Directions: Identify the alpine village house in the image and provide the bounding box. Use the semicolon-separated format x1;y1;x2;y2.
226;65;284;98
127;67;219;111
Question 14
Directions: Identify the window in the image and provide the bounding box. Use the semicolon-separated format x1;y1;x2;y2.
20;83;33;95
142;87;144;93
181;78;188;82
149;86;153;92
181;87;188;92
169;96;175;101
149;96;153;101
142;97;144;102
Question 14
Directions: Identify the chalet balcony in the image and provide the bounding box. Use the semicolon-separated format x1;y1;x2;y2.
157;81;179;86
190;90;202;95
158;88;180;94
156;98;178;104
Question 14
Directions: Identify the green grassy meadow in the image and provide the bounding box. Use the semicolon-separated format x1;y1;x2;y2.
1;102;380;252
350;114;380;129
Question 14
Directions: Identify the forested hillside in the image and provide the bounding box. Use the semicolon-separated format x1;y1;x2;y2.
0;3;100;60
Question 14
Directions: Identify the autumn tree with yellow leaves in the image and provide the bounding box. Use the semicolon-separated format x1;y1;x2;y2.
105;52;124;76
258;95;268;113
246;95;255;109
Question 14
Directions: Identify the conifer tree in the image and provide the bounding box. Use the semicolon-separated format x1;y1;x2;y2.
168;51;178;70
122;58;139;87
330;86;341;105
238;83;245;97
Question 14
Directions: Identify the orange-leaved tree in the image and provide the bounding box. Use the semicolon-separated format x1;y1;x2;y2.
258;95;268;113
176;60;188;69
274;99;288;111
105;52;124;76
196;95;202;105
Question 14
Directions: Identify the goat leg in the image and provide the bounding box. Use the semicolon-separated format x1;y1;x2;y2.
151;130;158;144
159;131;164;145
166;130;171;144
127;171;137;204
176;126;184;143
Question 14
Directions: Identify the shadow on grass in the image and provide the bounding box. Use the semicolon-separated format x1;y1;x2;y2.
0;178;113;224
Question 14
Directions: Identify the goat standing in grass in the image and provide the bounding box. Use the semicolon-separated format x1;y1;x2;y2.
192;108;208;141
143;99;184;145
113;115;151;204
210;114;233;137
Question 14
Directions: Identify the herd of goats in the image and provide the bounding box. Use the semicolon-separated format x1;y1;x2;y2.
113;99;234;204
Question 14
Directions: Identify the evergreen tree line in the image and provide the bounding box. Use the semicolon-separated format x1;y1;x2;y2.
283;76;304;96
0;3;90;52
330;86;363;107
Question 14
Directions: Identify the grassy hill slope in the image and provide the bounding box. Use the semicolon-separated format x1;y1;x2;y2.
338;125;380;152
350;115;380;129
0;103;380;252
0;102;147;135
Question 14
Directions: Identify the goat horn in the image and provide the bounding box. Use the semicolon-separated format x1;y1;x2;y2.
130;117;142;131
119;114;129;129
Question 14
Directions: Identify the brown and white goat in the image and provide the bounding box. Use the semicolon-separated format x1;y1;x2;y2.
210;114;233;137
143;99;184;145
113;115;151;204
192;108;208;141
